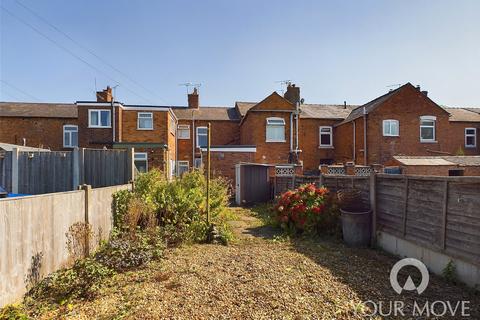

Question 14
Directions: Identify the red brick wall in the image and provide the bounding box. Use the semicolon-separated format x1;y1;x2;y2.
0;117;78;150
77;105;113;148
121;110;168;143
398;165;480;176
201;150;255;186
334;85;479;165
177;119;240;167
299;118;340;172
447;122;480;155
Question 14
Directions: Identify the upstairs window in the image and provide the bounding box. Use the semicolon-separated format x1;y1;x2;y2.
89;109;111;128
319;126;333;147
420;116;436;142
266;117;286;142
178;125;190;139
465;128;477;148
196;127;208;147
383;119;399;136
63;125;78;148
137;112;153;130
134;152;148;173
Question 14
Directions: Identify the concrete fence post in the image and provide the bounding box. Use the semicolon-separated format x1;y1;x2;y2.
80;184;92;257
11;148;19;194
72;147;80;190
127;147;135;182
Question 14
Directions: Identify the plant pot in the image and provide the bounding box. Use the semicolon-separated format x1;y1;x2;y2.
340;208;372;247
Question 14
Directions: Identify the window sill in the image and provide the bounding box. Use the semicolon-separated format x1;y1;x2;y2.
319;146;334;149
420;140;438;144
266;140;286;143
383;135;399;137
465;146;477;149
88;126;111;129
137;128;154;131
63;146;77;149
178;137;190;140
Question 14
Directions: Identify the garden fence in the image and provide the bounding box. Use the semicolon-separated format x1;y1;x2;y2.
0;148;135;195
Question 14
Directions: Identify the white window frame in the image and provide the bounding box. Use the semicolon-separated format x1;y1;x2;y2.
134;152;148;173
382;119;399;137
465;127;477;148
63;125;78;148
88;109;111;128
319;126;333;148
177;160;189;175
178;125;191;139
419;115;436;142
137;112;153;130
196;126;208;147
266;117;286;142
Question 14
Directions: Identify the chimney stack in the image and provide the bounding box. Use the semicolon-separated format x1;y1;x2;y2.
96;86;113;102
188;88;199;109
284;83;300;104
421;91;428;97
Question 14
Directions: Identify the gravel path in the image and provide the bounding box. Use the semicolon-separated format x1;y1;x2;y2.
41;207;479;319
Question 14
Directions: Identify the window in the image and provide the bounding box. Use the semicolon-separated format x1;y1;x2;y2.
178;125;190;139
319;126;333;147
178;161;189;175
169;115;175;134
137;112;153;130
89;109;111;128
383;120;399;136
420;116;436;142
134;152;148;173
194;157;202;168
196;127;208;147
63;125;78;148
266;117;286;142
465;128;477;148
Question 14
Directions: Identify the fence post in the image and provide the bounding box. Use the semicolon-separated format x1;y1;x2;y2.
402;176;409;237
369;172;377;246
80;184;92;257
72;147;80;190
126;147;135;182
11;148;19;194
441;180;449;250
79;148;85;185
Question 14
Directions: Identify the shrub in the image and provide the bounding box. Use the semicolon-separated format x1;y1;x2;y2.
273;184;330;234
94;231;165;272
28;258;114;302
0;304;28;320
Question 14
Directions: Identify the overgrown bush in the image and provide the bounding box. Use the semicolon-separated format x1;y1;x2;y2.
273;184;335;235
0;304;28;320
28;258;114;302
94;230;164;272
113;168;230;245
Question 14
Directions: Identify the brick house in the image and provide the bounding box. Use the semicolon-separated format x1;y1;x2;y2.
0;102;77;150
1;82;479;180
335;83;480;165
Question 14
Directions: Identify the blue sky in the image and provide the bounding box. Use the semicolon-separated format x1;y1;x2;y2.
1;0;479;107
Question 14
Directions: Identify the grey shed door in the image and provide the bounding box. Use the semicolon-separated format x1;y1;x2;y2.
240;165;270;204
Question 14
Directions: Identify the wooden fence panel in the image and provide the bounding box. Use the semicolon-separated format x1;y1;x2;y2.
18;151;72;194
376;176;404;236
0;152;12;192
83;149;128;188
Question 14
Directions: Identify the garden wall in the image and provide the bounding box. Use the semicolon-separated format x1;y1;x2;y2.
0;184;131;307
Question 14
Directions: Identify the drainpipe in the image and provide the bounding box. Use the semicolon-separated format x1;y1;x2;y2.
353;121;356;162
290;113;293;152
295;102;299;151
111;101;116;144
363;106;368;165
192;110;195;170
175;114;178;176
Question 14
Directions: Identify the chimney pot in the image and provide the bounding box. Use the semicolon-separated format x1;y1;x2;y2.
96;86;113;102
421;90;428;97
188;88;199;109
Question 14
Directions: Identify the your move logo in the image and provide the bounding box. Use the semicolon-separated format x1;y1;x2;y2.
390;258;429;295
361;258;470;318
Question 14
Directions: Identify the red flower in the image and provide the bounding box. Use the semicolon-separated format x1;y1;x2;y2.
306;184;316;192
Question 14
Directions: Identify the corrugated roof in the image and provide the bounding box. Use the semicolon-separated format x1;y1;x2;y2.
394;155;480;166
299;104;358;119
172;107;240;121
0;102;77;118
445;108;480;122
